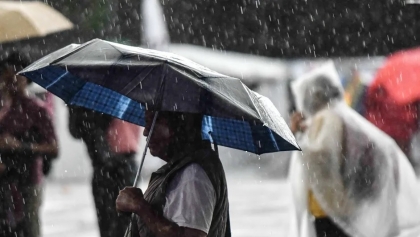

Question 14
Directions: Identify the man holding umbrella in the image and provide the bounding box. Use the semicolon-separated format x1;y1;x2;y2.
18;38;299;237
116;111;229;237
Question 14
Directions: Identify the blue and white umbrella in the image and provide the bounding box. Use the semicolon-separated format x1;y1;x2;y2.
20;39;299;155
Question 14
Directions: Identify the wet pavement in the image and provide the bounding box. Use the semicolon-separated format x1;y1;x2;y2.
41;182;97;237
41;177;289;237
41;177;420;237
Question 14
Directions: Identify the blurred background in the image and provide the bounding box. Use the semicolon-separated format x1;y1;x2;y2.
1;0;420;236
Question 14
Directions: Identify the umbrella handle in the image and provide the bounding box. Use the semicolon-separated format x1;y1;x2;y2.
123;111;159;237
124;219;134;237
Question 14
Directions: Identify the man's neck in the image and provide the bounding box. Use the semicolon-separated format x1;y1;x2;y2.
166;140;211;163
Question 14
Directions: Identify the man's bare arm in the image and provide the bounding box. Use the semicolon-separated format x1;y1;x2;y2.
31;140;59;157
0;134;58;157
116;187;207;237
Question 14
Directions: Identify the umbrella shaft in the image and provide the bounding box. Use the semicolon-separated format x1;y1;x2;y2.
124;219;133;237
133;111;159;187
124;111;159;237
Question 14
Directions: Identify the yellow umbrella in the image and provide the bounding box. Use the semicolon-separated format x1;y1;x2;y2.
0;1;73;43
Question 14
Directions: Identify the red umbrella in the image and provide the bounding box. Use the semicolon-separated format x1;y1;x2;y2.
365;48;420;144
369;48;420;104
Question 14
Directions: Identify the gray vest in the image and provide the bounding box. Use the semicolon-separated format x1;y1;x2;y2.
133;143;231;237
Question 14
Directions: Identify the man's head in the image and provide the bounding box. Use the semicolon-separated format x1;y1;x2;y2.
143;111;203;161
0;52;31;96
303;75;343;115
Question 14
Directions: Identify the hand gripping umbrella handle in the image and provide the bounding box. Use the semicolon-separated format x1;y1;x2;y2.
123;111;159;237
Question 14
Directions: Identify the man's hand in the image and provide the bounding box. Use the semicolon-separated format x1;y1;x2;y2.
117;187;208;237
0;133;21;150
116;187;145;214
290;112;307;134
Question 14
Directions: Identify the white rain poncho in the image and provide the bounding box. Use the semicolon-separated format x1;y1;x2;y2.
288;62;420;237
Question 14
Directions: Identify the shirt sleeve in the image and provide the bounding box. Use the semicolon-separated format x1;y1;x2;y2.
163;163;216;234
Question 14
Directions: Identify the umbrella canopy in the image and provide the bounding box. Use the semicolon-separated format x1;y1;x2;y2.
0;1;73;43
368;47;420;105
168;44;288;85
365;47;420;141
20;39;299;154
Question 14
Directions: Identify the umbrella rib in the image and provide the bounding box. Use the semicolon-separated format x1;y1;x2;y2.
45;71;69;89
108;41;124;55
169;66;259;120
49;39;97;65
154;63;168;110
243;83;263;120
120;66;157;95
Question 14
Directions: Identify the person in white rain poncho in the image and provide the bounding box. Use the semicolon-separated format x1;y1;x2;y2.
287;62;420;237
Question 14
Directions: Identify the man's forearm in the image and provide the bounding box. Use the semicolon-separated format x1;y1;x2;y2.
134;201;205;237
31;143;58;156
134;200;182;237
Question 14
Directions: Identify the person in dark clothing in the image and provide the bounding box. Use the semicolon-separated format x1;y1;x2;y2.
0;52;58;237
314;218;350;237
116;111;231;237
68;107;140;237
